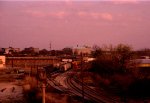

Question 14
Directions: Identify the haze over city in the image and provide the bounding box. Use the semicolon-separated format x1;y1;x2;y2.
0;0;150;50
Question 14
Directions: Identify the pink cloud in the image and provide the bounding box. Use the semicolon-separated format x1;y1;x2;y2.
77;11;87;17
53;11;66;19
24;10;67;19
90;12;100;19
111;0;139;4
100;13;113;21
78;12;113;21
24;9;113;21
65;0;73;6
25;10;47;17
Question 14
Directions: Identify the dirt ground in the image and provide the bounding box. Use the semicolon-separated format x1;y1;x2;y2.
0;69;27;103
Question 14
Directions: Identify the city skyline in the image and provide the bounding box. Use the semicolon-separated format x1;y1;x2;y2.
0;0;150;50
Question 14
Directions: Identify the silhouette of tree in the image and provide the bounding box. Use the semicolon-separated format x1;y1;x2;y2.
90;44;133;76
62;47;73;55
113;44;133;73
92;45;103;57
21;47;39;56
39;49;49;56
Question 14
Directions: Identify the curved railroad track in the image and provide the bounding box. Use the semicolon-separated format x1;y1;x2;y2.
66;75;118;103
46;70;119;103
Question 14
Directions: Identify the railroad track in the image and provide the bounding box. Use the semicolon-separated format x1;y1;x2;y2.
66;76;103;103
66;76;118;103
46;71;72;93
46;70;119;103
73;76;119;102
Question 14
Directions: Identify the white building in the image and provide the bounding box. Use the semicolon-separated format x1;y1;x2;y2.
73;46;92;56
2;47;20;54
0;56;6;68
136;58;150;68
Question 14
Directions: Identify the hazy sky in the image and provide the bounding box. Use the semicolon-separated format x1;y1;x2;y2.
0;0;150;50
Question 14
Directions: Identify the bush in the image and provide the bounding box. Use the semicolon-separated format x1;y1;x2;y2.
128;79;150;98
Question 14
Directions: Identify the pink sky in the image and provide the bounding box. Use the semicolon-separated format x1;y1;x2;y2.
0;0;150;50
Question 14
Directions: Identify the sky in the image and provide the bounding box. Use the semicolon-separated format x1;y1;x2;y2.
0;0;150;50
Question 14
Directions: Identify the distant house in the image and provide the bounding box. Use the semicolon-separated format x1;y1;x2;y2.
140;56;150;59
136;58;150;68
24;47;39;53
0;56;5;68
1;47;20;54
0;48;3;54
134;58;150;76
83;57;96;62
73;46;92;56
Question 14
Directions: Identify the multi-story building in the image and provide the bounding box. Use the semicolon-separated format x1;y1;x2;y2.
73;46;92;56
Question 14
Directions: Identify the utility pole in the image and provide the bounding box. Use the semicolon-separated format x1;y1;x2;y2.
11;58;14;68
50;42;51;51
42;83;46;103
81;53;84;103
38;69;46;103
49;41;51;56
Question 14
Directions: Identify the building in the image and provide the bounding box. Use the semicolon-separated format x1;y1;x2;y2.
73;46;92;56
1;47;20;54
24;47;39;53
140;56;150;59
136;58;150;68
0;56;6;68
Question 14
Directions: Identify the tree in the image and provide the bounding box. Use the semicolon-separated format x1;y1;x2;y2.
113;44;133;73
136;48;150;57
91;53;115;77
92;45;102;57
21;47;39;56
62;47;73;55
90;44;133;76
39;49;49;56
